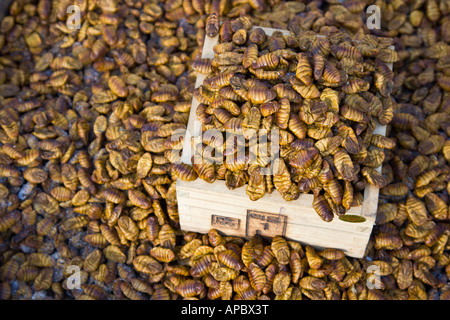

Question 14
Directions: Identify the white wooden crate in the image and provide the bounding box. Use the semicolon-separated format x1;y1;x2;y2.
177;27;391;258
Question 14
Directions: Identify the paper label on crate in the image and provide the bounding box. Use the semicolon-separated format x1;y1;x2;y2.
246;210;287;238
211;215;241;230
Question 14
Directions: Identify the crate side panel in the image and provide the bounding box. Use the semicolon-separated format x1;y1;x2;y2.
177;179;374;258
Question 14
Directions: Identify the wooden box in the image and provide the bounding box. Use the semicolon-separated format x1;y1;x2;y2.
176;27;392;258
